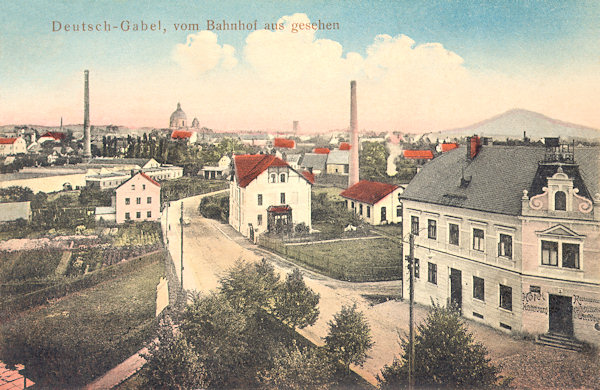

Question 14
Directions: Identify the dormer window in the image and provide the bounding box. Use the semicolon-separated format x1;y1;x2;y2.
554;191;566;211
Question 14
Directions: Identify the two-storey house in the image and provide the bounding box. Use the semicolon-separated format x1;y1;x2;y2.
229;154;313;240
115;172;161;224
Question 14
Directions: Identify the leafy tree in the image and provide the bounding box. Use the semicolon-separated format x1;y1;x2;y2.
142;316;206;390
0;186;33;202
259;342;334;390
274;268;320;330
378;303;511;389
359;141;389;182
324;304;374;374
218;259;280;315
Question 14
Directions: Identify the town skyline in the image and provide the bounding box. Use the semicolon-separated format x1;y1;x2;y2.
1;1;599;133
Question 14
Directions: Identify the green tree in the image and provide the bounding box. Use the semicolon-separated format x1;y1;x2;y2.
378;303;511;389
359;141;389;182
324;304;374;374
259;342;334;390
142;316;206;390
274;268;320;330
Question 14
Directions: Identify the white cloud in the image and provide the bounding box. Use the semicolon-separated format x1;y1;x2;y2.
173;31;238;74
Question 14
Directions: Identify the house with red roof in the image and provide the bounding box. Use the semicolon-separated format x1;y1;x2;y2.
230;154;313;240
39;131;67;143
403;149;434;161
0;137;26;156
171;130;197;144
113;172;161;224
340;180;404;225
440;142;459;152
273;138;296;149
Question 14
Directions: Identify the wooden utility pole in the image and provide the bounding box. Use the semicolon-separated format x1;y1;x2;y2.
408;233;415;390
180;202;184;290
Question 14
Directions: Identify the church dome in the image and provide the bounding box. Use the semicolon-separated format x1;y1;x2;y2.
170;102;187;128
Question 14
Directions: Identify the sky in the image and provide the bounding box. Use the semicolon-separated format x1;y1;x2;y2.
1;0;599;133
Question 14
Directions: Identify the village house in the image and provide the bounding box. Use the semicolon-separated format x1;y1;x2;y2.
114;172;161;224
326;150;350;175
0;137;27;156
400;137;600;348
229;154;312;241
299;153;328;175
199;155;231;180
341;180;404;225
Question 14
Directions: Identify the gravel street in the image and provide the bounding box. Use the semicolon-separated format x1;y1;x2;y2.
164;197;600;389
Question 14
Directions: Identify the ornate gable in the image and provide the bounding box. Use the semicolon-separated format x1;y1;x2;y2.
536;224;585;238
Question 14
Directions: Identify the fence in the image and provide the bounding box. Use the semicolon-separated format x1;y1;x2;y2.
258;235;401;282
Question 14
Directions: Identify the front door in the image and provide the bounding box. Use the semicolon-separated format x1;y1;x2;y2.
549;294;573;336
450;268;462;313
248;224;254;242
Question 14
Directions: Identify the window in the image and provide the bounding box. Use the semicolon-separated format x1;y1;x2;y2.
541;241;558;266
280;173;286;183
280;192;286;204
136;197;141;205
359;204;363;215
554;191;566;211
142;184;146;190
427;262;437;285
351;201;355;209
428;220;437;240
449;223;459;246
136;211;141;219
367;206;371;218
271;173;276;183
473;276;485;301
131;184;135;190
147;196;152;204
258;194;263;206
473;228;485;251
257;214;263;226
381;207;387;222
345;200;348;208
125;212;130;220
499;285;512;311
396;205;402;218
125;197;130;205
562;243;580;269
411;216;419;235
147;211;152;218
498;234;512;259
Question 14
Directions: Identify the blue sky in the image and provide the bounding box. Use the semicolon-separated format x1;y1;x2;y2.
1;0;599;132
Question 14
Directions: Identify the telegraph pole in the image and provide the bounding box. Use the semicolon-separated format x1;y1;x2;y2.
180;202;184;290
408;233;415;390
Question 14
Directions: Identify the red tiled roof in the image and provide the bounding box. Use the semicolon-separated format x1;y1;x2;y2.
139;172;161;187
301;170;315;184
0;138;18;145
404;150;434;159
340;180;399;204
339;142;351;150
234;154;289;188
274;138;295;148
267;205;291;213
313;148;330;154
171;130;193;139
41;132;66;140
441;143;458;152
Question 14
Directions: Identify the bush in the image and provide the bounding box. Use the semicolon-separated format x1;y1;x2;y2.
198;194;229;223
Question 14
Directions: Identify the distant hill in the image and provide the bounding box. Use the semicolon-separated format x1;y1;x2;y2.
431;109;600;140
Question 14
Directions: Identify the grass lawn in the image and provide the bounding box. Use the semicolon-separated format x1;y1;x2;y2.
284;238;402;282
0;257;163;388
313;186;345;202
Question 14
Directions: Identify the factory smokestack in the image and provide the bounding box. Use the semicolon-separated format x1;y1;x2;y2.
83;70;91;158
348;80;359;188
293;120;299;134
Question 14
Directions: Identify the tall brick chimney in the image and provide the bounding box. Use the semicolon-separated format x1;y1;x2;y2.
348;80;359;188
83;70;91;158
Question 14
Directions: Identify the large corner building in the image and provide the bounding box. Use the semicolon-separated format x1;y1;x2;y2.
401;137;600;347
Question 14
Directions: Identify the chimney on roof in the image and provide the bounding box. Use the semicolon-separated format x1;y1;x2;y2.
348;80;359;188
83;70;91;158
466;135;481;160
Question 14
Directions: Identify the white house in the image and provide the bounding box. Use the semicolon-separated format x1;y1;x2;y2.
114;172;161;224
0;137;27;156
229;154;312;240
400;138;600;348
340;180;404;225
